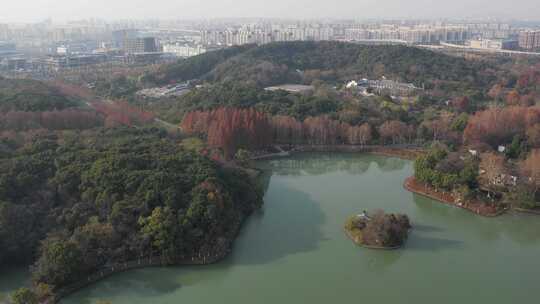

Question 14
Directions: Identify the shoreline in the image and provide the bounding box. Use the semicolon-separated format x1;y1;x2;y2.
43;215;251;304
513;208;540;215
48;252;229;304
252;145;424;161
403;176;507;217
343;228;403;250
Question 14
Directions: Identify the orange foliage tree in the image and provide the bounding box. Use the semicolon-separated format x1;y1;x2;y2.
520;149;540;194
182;108;272;158
463;106;540;147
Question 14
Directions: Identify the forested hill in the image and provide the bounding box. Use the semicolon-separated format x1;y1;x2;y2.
151;44;257;84
0;77;77;112
151;41;497;88
0;128;263;293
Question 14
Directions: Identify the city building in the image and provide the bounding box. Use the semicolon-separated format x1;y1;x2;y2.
39;54;107;71
163;43;206;57
344;26;469;44
124;37;159;54
469;39;518;50
136;82;191;98
112;29;138;49
0;42;16;57
348;78;422;96
0;57;27;70
518;31;540;50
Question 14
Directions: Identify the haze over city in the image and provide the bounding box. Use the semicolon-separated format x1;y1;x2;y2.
1;0;540;22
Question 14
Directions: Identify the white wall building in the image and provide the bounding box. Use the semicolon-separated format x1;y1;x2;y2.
163;44;206;58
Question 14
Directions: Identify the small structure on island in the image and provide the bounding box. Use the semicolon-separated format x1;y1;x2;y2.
344;210;411;249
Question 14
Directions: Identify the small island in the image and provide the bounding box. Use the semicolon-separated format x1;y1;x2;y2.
344;210;411;249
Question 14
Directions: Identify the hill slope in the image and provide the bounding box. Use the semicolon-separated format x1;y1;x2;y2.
153;41;496;88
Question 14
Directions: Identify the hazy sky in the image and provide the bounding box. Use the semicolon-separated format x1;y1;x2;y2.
0;0;538;23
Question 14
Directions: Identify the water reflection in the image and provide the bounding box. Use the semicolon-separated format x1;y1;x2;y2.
230;184;326;265
0;266;29;303
364;251;404;272
261;153;407;176
413;224;445;233
62;267;185;304
412;194;540;246
406;236;464;252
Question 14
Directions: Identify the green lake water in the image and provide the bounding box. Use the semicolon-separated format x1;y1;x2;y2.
4;153;540;303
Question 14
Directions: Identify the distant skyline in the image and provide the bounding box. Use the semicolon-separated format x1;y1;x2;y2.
0;0;539;23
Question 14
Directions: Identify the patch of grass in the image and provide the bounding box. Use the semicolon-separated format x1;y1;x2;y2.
180;137;205;152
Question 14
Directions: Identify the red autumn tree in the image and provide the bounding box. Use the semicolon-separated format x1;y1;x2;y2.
451;96;470;112
378;120;408;145
463;106;532;147
271;115;304;144
182;107;272;159
520;149;540;194
91;101;154;127
506;90;521;106
347;123;372;145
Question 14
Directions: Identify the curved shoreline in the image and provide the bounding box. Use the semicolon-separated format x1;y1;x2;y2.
513;208;540;215
48;252;229;304
43;217;248;304
403;176;507;217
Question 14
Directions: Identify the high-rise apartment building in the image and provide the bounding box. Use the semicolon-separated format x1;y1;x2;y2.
518;31;540;50
112;29;138;49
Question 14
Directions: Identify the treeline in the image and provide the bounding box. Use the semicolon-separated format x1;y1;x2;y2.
155;82;346;123
0;77;77;112
464;106;540;151
91;101;155;127
181;104;540;163
0;109;104;131
0;128;263;298
488;66;540;107
181;107;422;158
0;101;154;132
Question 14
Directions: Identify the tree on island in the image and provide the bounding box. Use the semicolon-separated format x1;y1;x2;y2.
345;210;411;248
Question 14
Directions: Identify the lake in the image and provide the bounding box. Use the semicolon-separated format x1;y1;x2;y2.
4;153;540;303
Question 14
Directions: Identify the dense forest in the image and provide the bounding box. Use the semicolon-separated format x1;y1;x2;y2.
0;78;264;302
152;41;498;88
151;44;257;84
0;127;263;300
0;77;77;112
